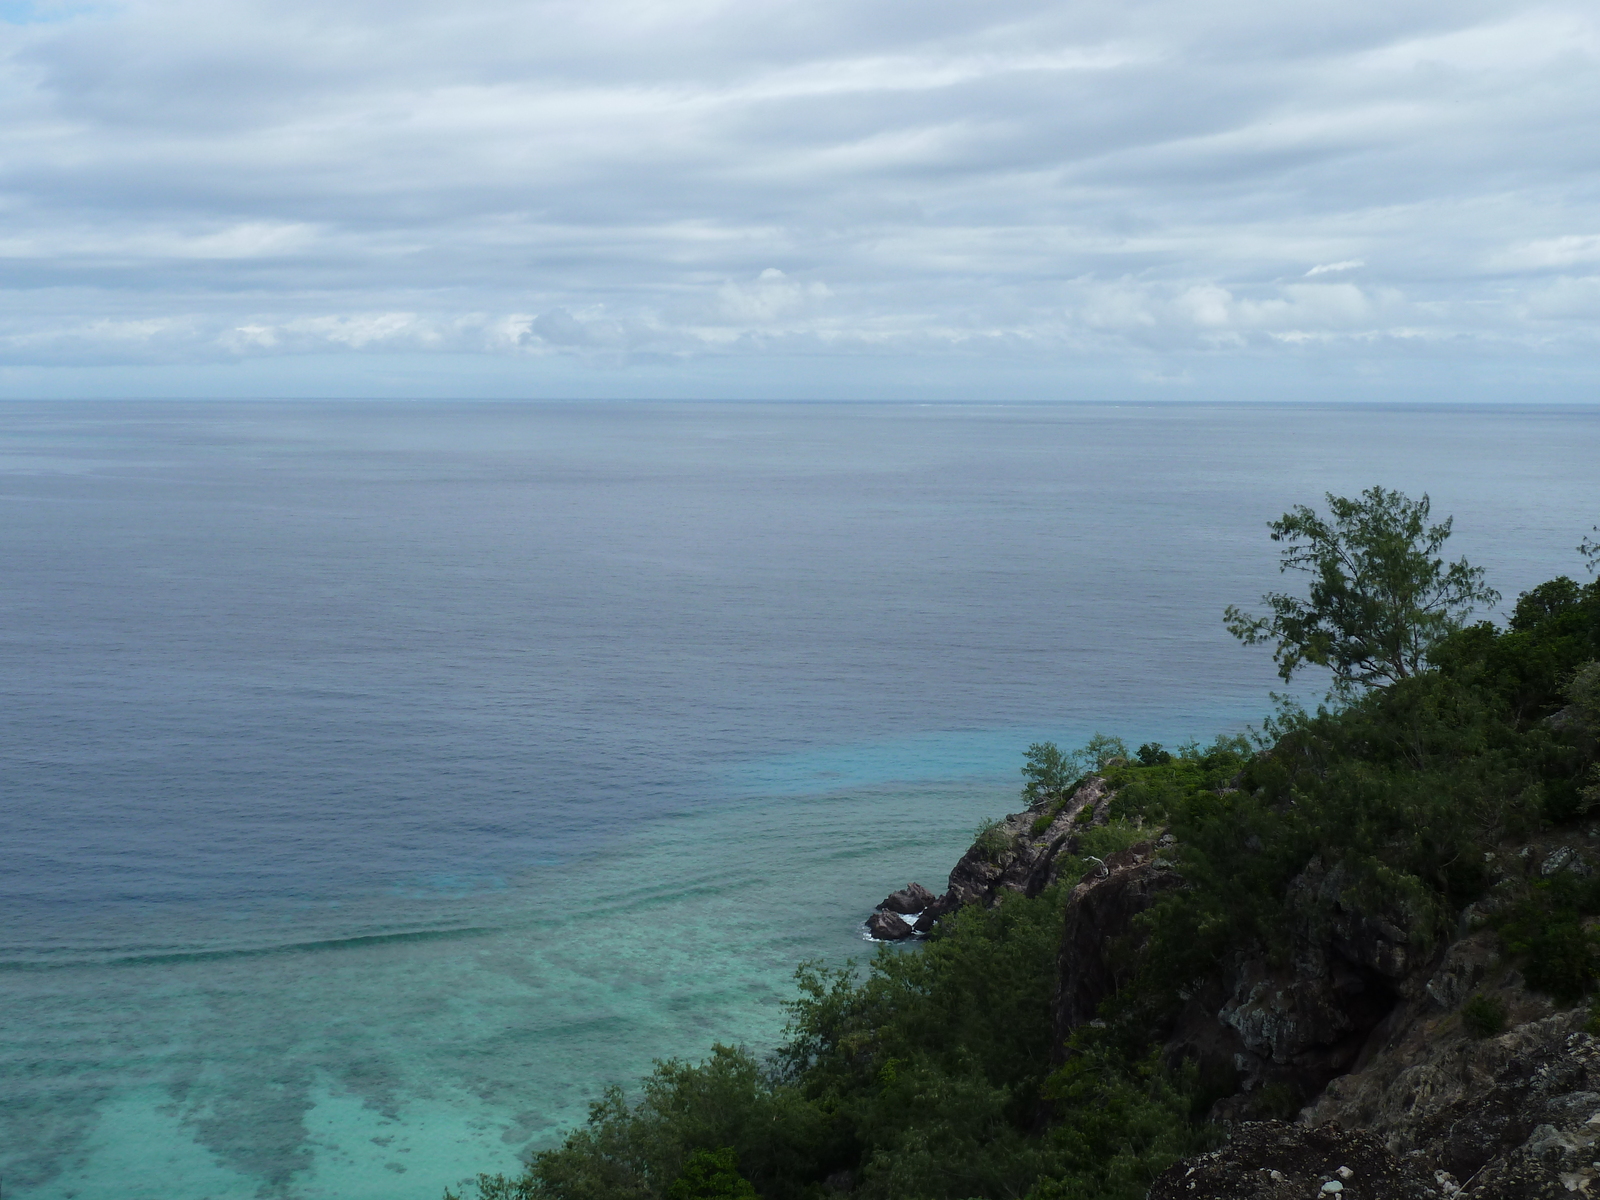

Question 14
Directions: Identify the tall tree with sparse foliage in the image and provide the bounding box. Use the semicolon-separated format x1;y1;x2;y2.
1224;486;1499;691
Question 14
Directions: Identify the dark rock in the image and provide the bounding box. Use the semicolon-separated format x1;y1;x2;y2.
1052;840;1182;1050
1540;846;1592;877
912;894;958;934
1309;1014;1600;1197
1423;930;1499;1011
1155;999;1600;1197
865;910;914;941
1152;857;1423;1114
878;882;937;914
1147;1121;1437;1200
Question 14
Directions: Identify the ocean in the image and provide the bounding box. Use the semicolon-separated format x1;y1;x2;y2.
1;400;1595;1199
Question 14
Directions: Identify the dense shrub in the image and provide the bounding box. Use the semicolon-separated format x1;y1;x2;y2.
1462;994;1508;1039
667;1149;759;1200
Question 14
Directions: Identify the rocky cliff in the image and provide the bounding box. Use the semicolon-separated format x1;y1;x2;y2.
866;775;1118;938
875;775;1600;1198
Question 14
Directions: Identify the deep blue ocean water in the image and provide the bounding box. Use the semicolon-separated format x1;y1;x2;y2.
1;400;1595;1198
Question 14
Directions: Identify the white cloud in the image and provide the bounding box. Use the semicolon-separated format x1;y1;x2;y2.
1492;236;1600;272
1306;260;1364;276
717;269;831;323
0;0;1597;394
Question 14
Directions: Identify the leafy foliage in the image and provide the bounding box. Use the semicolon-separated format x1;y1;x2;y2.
1225;487;1499;690
1461;993;1508;1039
666;1149;758;1200
1021;742;1078;808
1136;743;1173;767
972;816;1014;861
1021;735;1129;807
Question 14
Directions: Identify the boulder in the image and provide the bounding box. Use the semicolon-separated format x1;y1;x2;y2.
878;882;938;914
865;910;914;941
912;894;959;934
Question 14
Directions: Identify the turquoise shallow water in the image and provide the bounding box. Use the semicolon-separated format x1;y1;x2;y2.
2;401;1596;1198
8;769;1065;1199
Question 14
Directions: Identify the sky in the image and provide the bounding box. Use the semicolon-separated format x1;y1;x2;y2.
1;0;1598;400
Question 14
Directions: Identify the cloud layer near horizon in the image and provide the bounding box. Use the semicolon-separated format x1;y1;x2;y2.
2;0;1598;397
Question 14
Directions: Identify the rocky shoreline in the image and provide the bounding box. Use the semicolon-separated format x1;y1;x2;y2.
864;775;1121;941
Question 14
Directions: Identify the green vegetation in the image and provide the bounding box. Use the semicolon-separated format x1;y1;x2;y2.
668;1149;760;1200
454;496;1600;1200
1021;735;1128;808
1135;743;1173;767
1461;993;1508;1039
972;816;1014;861
1224;486;1500;690
1023;735;1129;834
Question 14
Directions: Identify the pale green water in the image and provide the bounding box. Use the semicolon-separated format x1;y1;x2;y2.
16;775;1051;1199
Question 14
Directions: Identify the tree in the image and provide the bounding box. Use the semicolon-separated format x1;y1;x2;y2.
1021;742;1075;807
1224;486;1499;691
666;1148;758;1200
1581;525;1599;574
1021;735;1129;806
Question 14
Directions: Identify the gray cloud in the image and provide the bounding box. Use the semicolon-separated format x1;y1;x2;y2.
0;0;1597;396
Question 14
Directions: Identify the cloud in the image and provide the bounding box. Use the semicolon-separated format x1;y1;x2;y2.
0;0;1597;394
1306;260;1364;276
716;269;831;324
1491;236;1600;272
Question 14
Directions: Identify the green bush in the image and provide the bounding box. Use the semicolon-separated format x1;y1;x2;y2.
1496;870;1600;1005
666;1149;758;1200
1030;806;1064;837
1461;993;1508;1039
1521;923;1598;1004
1136;743;1173;767
973;817;1013;861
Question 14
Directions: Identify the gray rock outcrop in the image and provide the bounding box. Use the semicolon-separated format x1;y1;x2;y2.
896;776;1119;937
877;882;937;915
865;910;914;941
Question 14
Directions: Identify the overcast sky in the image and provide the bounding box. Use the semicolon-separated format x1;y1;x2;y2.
1;0;1598;399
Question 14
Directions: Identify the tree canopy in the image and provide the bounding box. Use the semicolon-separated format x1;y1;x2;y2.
1224;486;1499;691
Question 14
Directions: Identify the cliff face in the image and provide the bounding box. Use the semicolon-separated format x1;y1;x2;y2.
1052;837;1182;1050
916;776;1431;1113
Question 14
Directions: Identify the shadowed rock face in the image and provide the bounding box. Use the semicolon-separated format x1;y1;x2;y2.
1155;858;1420;1115
1039;839;1411;1107
935;776;1118;915
1136;832;1600;1199
1308;1013;1600;1198
899;777;1416;1104
874;775;1121;938
870;770;1600;1192
1052;840;1182;1051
